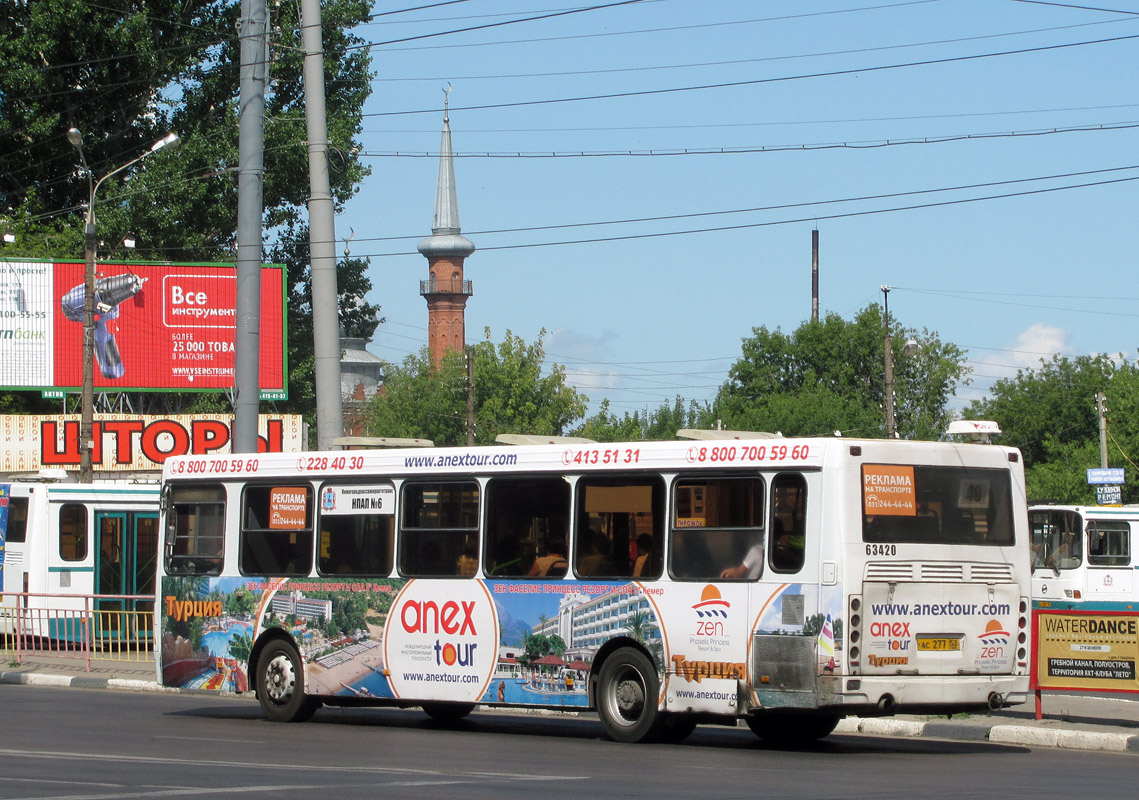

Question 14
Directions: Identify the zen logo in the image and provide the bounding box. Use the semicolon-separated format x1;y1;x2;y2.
692;585;730;637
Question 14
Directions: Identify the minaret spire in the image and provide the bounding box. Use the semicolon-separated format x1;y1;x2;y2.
418;86;475;368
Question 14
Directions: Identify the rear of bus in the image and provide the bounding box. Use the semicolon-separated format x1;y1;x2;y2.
840;440;1031;713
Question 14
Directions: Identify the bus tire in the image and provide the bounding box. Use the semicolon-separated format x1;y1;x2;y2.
597;648;661;743
257;640;318;723
745;711;839;745
656;712;698;743
422;702;476;723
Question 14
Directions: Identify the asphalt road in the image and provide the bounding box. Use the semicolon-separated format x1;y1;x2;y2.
1;685;1134;800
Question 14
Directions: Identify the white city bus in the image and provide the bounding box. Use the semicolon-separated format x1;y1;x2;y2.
1;480;160;640
155;434;1031;743
1030;504;1138;611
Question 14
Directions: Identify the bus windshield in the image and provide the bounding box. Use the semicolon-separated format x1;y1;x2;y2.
862;464;1014;546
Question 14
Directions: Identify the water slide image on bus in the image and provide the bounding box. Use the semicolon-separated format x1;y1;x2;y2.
157;433;1031;743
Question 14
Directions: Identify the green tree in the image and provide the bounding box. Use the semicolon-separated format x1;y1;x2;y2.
965;354;1139;503
575;397;715;442
367;329;588;446
0;0;379;416
715;305;970;439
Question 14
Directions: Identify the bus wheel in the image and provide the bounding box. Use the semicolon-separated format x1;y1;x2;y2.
656;713;698;743
597;648;660;743
257;640;318;723
745;712;839;745
422;702;476;723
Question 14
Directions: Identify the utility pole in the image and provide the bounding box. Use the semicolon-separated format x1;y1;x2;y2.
811;229;819;322
1097;391;1109;468
233;0;269;453
466;349;475;446
882;285;895;439
301;0;344;450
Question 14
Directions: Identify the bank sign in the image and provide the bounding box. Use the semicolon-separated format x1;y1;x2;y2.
0;259;286;398
0;413;303;472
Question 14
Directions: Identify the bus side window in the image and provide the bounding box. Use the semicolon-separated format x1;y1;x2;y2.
576;477;663;580
770;473;806;573
670;476;763;581
59;503;88;561
239;485;314;577
1087;521;1130;567
165;484;226;576
6;497;28;543
318;485;395;576
399;481;479;578
485;476;569;578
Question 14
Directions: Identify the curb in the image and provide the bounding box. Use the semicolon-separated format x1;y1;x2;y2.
843;715;1139;753
1;670;161;693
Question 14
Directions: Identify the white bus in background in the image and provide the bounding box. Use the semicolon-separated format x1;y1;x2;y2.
1;479;160;640
155;432;1031;744
1029;504;1138;610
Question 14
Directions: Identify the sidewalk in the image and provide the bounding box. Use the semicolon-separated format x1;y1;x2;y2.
3;654;1137;752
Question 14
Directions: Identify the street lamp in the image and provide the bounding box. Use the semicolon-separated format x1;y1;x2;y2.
66;128;180;482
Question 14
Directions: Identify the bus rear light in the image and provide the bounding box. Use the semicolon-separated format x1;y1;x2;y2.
1019;600;1028;614
850;630;860;644
1018;632;1026;644
849;646;860;661
850;597;861;612
850;614;861;628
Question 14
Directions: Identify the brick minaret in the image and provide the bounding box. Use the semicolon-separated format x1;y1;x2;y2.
418;92;474;369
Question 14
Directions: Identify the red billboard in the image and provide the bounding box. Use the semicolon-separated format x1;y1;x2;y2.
0;259;286;398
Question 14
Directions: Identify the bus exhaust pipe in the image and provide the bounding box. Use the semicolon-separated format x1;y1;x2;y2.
988;693;1005;711
877;694;896;713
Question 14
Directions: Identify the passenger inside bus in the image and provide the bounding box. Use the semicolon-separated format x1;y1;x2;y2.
720;527;766;580
632;534;654;577
529;531;568;577
577;527;616;576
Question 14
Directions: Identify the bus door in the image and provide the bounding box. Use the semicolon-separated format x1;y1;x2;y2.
95;511;127;637
132;512;159;641
1030;509;1085;607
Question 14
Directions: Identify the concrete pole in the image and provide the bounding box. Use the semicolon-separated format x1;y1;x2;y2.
301;0;344;451
1098;391;1109;468
883;285;896;439
80;221;96;482
233;0;269;453
811;229;819;322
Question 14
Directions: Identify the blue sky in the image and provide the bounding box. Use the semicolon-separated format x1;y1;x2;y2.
336;0;1139;424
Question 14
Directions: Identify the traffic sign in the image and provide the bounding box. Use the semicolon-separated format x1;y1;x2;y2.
1087;468;1125;485
1096;485;1123;506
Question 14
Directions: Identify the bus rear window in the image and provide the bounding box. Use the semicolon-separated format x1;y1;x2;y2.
5;496;28;543
862;465;1014;546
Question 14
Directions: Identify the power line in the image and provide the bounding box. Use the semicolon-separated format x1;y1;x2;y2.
357;120;1139;158
359;32;1139;118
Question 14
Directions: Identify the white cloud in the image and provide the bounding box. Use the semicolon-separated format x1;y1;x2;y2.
955;323;1074;410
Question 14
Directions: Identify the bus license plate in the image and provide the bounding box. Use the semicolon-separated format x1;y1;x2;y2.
917;637;961;651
